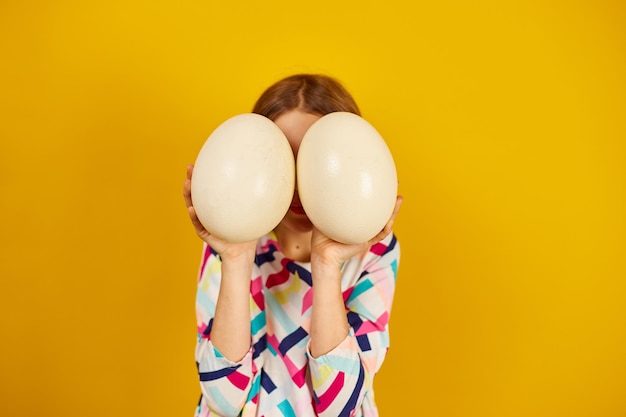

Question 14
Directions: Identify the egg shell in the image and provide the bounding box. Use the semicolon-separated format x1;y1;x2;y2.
191;113;295;242
297;112;398;244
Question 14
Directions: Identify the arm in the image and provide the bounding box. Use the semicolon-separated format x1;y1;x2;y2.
185;164;256;361
211;252;255;361
185;165;257;415
308;233;400;417
308;196;402;357
308;198;402;416
309;260;350;357
195;245;256;417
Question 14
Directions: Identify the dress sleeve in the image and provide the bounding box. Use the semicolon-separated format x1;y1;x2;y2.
194;243;256;417
196;338;254;416
307;233;400;417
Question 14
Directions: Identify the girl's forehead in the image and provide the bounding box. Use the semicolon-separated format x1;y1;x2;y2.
274;110;321;152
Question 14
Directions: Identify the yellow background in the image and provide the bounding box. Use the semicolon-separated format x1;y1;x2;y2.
1;1;625;416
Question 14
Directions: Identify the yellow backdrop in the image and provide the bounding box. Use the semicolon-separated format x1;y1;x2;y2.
1;1;625;416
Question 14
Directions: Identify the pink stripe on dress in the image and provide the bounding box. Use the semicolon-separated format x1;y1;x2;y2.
314;373;345;413
226;371;251;391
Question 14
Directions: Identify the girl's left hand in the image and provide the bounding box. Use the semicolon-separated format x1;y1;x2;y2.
311;196;403;268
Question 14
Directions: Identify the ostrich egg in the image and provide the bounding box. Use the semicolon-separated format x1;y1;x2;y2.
191;113;295;242
297;112;397;244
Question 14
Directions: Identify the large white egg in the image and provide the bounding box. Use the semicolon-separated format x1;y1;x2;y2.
191;113;295;242
297;112;398;244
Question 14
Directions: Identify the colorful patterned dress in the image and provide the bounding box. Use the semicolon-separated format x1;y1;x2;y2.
194;231;400;417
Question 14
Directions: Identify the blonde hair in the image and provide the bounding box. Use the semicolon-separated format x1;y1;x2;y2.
252;74;360;120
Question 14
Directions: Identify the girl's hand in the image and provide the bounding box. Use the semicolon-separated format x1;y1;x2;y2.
183;164;258;263
311;196;403;269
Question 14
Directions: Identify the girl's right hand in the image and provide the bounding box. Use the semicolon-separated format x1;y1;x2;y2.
183;164;258;263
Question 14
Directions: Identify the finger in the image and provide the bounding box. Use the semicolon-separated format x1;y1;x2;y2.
187;164;194;180
367;196;404;246
188;206;207;235
188;207;214;244
381;195;402;233
368;228;391;247
390;195;403;221
183;178;193;207
183;165;194;205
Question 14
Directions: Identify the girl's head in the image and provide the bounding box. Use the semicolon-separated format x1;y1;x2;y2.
252;73;360;121
254;74;361;235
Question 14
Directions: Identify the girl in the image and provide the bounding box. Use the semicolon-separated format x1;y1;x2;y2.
183;74;402;417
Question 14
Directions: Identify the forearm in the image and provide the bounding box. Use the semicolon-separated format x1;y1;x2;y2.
309;261;350;358
211;256;254;362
